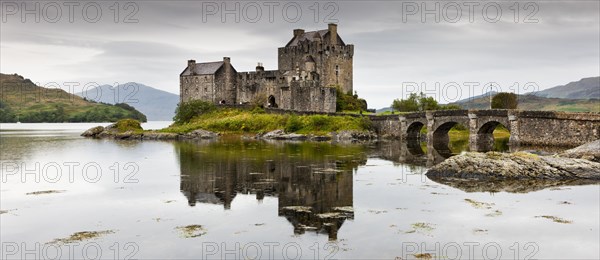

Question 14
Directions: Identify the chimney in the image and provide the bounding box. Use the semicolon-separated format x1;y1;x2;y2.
223;57;230;64
256;62;264;72
188;60;196;74
293;29;305;38
328;23;337;45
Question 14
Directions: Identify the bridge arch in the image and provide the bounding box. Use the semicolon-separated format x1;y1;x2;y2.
406;121;426;139
431;120;470;156
473;120;510;152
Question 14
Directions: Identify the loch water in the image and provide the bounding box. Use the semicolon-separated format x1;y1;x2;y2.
1;123;598;259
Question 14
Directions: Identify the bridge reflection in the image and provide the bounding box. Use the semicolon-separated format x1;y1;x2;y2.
375;136;509;167
175;140;366;240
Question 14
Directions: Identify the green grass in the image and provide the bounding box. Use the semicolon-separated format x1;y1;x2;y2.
114;119;143;133
161;108;373;135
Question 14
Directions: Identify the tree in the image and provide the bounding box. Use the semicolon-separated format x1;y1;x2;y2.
491;92;518;109
392;92;444;112
392;93;419;112
392;92;462;112
336;87;368;112
173;100;215;124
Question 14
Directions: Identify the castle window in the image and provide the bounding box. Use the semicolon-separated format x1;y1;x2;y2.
335;65;339;76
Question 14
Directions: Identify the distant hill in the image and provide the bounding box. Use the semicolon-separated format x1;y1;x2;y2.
531;77;599;99
376;107;393;113
455;91;498;104
450;94;599;112
0;73;146;123
450;77;600;112
76;83;179;121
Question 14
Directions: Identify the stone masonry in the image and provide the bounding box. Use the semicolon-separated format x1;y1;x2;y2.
179;24;353;113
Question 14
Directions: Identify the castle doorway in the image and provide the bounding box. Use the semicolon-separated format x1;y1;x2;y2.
268;95;278;108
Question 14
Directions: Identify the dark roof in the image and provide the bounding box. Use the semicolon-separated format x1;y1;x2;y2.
181;61;224;76
286;29;341;47
286;30;326;47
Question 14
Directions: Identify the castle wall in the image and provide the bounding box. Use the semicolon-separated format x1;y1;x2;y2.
214;61;237;104
181;24;352;113
237;70;281;105
278;42;353;94
180;74;215;103
287;81;336;113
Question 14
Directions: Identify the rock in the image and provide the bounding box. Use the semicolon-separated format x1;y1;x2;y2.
426;151;600;180
261;130;308;140
115;131;142;140
428;176;598;193
142;132;179;140
183;129;219;139
560;139;600;162
81;126;105;137
331;130;377;142
287;133;307;140
262;130;285;139
310;135;332;141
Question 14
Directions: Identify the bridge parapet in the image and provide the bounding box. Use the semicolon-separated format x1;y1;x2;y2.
470;109;510;117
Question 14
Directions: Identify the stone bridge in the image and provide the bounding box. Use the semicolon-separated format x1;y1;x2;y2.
370;110;600;151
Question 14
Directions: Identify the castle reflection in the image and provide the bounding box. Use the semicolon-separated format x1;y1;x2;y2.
175;140;367;240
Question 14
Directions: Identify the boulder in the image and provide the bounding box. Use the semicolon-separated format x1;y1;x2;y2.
426;151;600;180
262;130;286;139
261;130;308;140
560;139;600;162
331;130;377;141
81;126;105;137
183;129;219;139
142;132;179;140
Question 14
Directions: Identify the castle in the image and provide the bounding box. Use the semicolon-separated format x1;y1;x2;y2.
179;24;353;113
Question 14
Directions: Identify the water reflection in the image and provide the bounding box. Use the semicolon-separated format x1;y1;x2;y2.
427;176;599;193
373;137;508;167
175;140;367;240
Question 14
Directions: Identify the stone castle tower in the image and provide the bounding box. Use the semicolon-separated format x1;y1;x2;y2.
179;24;353;113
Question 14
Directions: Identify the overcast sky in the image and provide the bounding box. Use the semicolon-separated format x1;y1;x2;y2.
1;1;599;108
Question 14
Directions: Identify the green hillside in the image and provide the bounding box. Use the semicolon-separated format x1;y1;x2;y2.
0;73;147;123
452;94;600;113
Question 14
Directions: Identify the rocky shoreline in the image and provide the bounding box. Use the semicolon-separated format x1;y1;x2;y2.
81;124;377;142
426;148;600;180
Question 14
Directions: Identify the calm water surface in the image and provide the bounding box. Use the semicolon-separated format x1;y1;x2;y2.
1;123;598;259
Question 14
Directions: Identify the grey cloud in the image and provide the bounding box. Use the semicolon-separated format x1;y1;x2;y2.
1;0;598;108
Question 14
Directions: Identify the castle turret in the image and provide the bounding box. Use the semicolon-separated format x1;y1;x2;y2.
328;24;337;45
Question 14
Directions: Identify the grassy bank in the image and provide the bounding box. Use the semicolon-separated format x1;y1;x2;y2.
161;108;373;135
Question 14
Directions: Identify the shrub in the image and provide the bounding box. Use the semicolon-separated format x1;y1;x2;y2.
336;88;368;112
285;114;303;133
309;115;329;131
173;100;216;124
